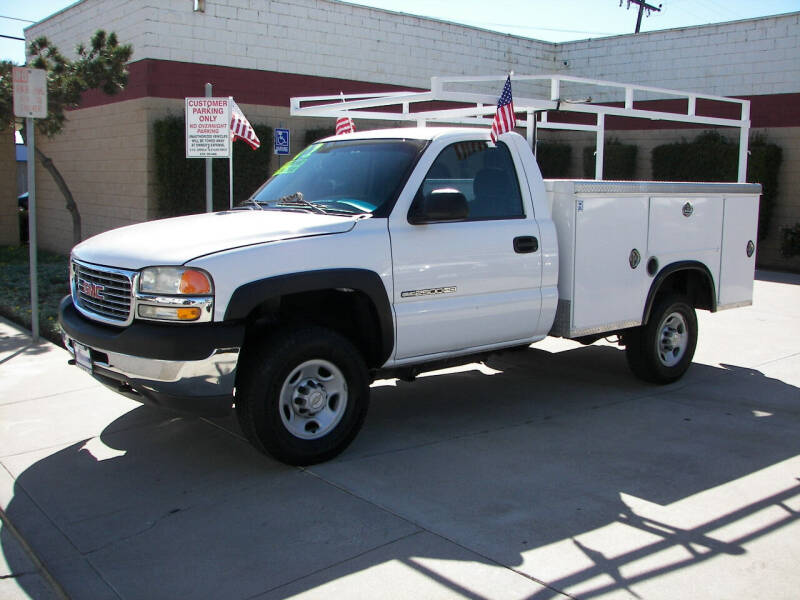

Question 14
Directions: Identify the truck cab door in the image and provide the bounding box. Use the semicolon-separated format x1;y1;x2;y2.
388;137;543;360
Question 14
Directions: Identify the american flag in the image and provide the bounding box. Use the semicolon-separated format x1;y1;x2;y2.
336;91;356;135
230;99;260;150
336;115;355;135
490;75;515;142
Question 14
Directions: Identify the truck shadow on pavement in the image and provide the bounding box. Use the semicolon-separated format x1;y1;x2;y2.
4;344;800;599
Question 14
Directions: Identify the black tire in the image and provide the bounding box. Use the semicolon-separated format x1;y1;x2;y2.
236;326;369;465
624;294;698;384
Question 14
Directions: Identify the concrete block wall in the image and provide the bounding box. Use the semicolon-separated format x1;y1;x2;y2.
29;3;798;100
24;1;151;63
34;99;151;253
558;13;800;98
28;0;556;89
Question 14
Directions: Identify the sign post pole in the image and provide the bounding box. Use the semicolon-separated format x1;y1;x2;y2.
26;117;38;341
204;83;213;213
13;66;47;343
229;144;234;209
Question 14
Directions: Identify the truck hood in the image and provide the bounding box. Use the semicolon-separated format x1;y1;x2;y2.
72;210;359;269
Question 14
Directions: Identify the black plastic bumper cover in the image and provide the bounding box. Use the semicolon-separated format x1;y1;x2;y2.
59;296;244;361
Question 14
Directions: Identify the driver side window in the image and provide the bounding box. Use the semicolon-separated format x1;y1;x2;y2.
417;140;524;220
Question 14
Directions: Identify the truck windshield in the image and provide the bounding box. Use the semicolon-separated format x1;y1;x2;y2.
250;139;427;216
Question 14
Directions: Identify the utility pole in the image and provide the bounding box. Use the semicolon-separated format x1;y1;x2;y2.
619;0;662;33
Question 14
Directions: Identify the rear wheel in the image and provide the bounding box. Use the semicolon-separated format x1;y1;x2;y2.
236;326;369;465
624;294;698;384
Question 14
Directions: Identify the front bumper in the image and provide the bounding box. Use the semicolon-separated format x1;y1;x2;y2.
59;296;244;416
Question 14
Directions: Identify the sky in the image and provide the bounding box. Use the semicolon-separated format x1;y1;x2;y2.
1;0;798;64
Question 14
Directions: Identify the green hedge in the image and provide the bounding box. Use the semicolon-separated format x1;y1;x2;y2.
652;131;782;240
582;139;638;180
153;115;273;217
535;142;572;178
781;223;800;258
304;127;336;146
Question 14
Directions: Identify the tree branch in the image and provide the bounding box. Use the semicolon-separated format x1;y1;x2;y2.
34;146;82;246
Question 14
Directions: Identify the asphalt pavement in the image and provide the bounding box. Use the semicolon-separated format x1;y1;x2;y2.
1;270;799;600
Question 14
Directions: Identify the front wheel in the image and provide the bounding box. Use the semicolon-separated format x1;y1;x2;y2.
236;326;370;465
624;294;698;384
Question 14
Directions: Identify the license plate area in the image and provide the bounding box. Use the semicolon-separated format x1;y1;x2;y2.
73;342;93;373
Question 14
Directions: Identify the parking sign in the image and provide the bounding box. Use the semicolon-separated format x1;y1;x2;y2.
13;67;47;118
275;128;290;155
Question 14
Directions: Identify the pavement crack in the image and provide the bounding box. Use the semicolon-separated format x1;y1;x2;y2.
249;530;424;599
0;384;100;407
332;397;635;465
82;507;187;556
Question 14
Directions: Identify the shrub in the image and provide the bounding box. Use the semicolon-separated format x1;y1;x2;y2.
304;127;336;146
582;138;638;180
535;142;572;178
781;223;800;258
652;131;782;240
153;115;273;217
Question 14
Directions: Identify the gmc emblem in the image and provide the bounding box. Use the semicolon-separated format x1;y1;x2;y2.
80;280;105;300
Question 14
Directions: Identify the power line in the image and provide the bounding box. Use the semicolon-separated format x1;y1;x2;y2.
0;14;35;23
0;33;25;41
471;21;618;36
697;0;745;21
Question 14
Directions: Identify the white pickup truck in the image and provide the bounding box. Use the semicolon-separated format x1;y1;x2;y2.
59;128;760;464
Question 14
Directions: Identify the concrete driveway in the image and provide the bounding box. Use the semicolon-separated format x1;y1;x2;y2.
1;271;799;600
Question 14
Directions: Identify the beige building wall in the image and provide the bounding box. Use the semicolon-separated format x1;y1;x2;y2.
34;99;151;254
0;129;18;245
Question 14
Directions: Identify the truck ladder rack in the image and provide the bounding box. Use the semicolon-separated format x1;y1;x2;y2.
290;74;751;182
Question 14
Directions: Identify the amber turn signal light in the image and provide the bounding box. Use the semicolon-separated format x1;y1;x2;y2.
176;307;202;320
179;270;212;294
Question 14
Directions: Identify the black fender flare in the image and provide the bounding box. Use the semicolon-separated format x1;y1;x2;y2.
224;268;394;365
642;261;717;325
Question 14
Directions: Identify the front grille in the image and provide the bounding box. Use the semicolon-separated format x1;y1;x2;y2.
73;261;134;325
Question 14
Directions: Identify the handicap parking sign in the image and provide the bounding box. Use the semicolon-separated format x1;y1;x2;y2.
274;128;290;155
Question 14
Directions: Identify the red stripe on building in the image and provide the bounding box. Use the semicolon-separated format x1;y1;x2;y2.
78;59;800;129
79;59;421;109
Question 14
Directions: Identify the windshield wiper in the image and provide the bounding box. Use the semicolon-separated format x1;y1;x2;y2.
237;198;263;210
273;192;328;214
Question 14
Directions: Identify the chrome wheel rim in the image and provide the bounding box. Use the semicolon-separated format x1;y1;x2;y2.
657;311;688;367
279;359;348;440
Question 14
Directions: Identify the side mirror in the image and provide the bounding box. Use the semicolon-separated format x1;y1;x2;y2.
408;188;469;224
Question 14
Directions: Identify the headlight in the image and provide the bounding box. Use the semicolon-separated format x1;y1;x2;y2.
136;267;214;323
139;267;213;295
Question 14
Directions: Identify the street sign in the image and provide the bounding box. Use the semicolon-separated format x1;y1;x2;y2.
185;97;231;158
275;128;290;155
13;67;47;119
